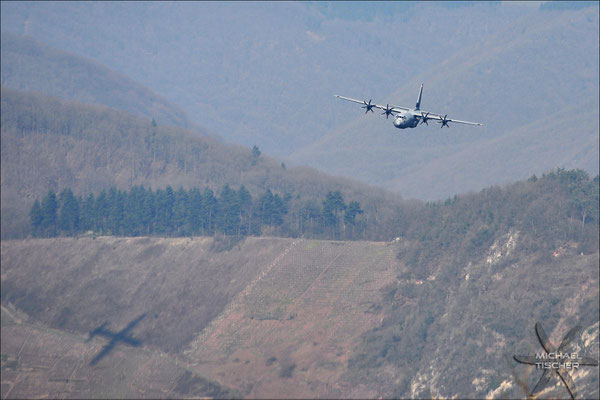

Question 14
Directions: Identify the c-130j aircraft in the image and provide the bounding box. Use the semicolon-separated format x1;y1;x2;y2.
335;84;483;129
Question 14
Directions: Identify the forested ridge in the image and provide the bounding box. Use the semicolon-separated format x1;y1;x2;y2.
1;87;401;239
28;169;599;252
3;81;599;400
400;168;599;267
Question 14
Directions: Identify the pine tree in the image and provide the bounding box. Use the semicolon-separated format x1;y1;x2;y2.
58;188;80;235
251;145;261;165
173;186;189;235
344;201;363;226
218;185;240;235
238;185;252;236
271;193;286;226
29;199;43;237
140;187;155;234
95;190;109;234
80;193;96;232
203;188;218;235
41;189;58;237
258;189;274;226
344;200;364;239
122;186;141;236
322;191;346;239
164;186;175;232
153;186;175;234
187;187;203;235
106;187;125;235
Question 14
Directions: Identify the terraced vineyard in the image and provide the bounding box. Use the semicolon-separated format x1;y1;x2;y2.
1;237;402;398
1;307;223;399
185;239;401;398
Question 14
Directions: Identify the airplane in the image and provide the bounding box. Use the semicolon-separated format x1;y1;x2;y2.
334;84;482;129
87;313;146;365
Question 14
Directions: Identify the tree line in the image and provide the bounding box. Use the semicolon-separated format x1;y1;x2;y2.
29;185;364;240
28;168;599;249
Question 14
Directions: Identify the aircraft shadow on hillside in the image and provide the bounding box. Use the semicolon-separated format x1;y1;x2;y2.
86;313;146;366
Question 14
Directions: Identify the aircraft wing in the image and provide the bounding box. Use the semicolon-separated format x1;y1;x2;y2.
417;110;483;126
335;95;482;125
119;313;146;334
90;341;116;365
87;322;112;341
334;95;410;113
118;335;142;347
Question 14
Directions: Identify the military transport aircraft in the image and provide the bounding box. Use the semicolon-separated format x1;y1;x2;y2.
87;313;146;365
335;84;483;129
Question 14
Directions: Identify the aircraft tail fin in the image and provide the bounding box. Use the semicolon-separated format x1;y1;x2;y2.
87;322;109;341
415;83;423;110
415;84;423;110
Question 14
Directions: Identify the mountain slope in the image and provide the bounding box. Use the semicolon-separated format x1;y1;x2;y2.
0;88;403;239
290;5;599;199
1;32;191;130
2;232;597;398
1;303;238;399
2;171;598;397
1;2;526;155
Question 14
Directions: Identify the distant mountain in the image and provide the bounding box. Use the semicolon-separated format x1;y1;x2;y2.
291;5;599;199
0;88;403;239
1;32;191;130
1;2;598;199
0;2;530;155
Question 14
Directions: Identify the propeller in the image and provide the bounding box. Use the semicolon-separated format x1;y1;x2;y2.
381;104;394;119
420;112;430;125
362;99;375;114
438;114;450;128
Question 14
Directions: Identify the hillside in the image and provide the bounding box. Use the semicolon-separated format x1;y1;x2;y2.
0;88;403;239
1;302;238;399
1;2;598;199
2;234;598;398
2;169;599;397
1;33;191;130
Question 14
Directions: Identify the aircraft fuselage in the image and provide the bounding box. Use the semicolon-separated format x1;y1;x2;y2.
393;110;420;129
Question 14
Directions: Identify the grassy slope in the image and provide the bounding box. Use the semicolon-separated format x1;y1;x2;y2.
0;305;238;399
0;236;294;356
1;235;598;398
